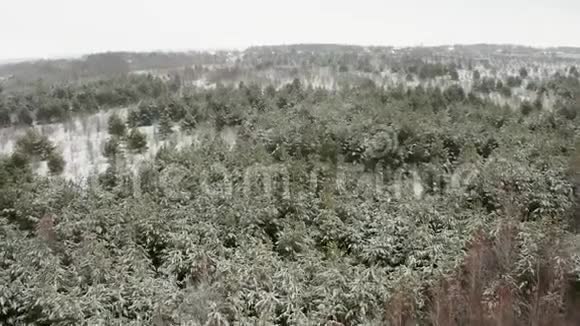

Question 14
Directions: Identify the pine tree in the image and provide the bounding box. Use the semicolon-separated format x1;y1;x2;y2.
47;151;66;175
158;111;173;139
570;66;579;78
519;67;528;79
103;137;122;159
107;113;127;137
98;164;118;190
180;112;197;133
127;128;148;153
15;129;55;160
18;108;34;126
0;109;10;127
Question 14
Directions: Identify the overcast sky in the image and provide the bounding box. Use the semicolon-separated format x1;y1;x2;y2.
1;0;579;60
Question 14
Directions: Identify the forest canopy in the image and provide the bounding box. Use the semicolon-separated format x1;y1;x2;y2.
1;44;580;325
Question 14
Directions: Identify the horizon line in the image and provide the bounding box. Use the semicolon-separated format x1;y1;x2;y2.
2;42;580;65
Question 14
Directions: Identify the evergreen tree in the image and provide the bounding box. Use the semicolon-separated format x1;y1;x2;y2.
126;108;140;128
506;75;522;88
103;137;122;159
443;85;465;103
47;151;65;175
520;100;535;116
17;108;34;126
98;164;118;190
449;68;460;81
15;129;55;160
0;109;10;127
570;66;579;78
180;112;197;133
158;111;173;139
107;113;127;137
127;128;148;153
519;67;529;79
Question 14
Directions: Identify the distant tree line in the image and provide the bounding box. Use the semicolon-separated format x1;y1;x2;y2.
0;74;175;127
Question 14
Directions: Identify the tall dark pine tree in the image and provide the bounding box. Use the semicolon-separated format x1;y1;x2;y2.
127;128;148;153
158;110;173;139
0;110;10;127
107;113;127;137
47;152;65;175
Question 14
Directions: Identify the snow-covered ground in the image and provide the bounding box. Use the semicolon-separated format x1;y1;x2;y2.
0;109;238;181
